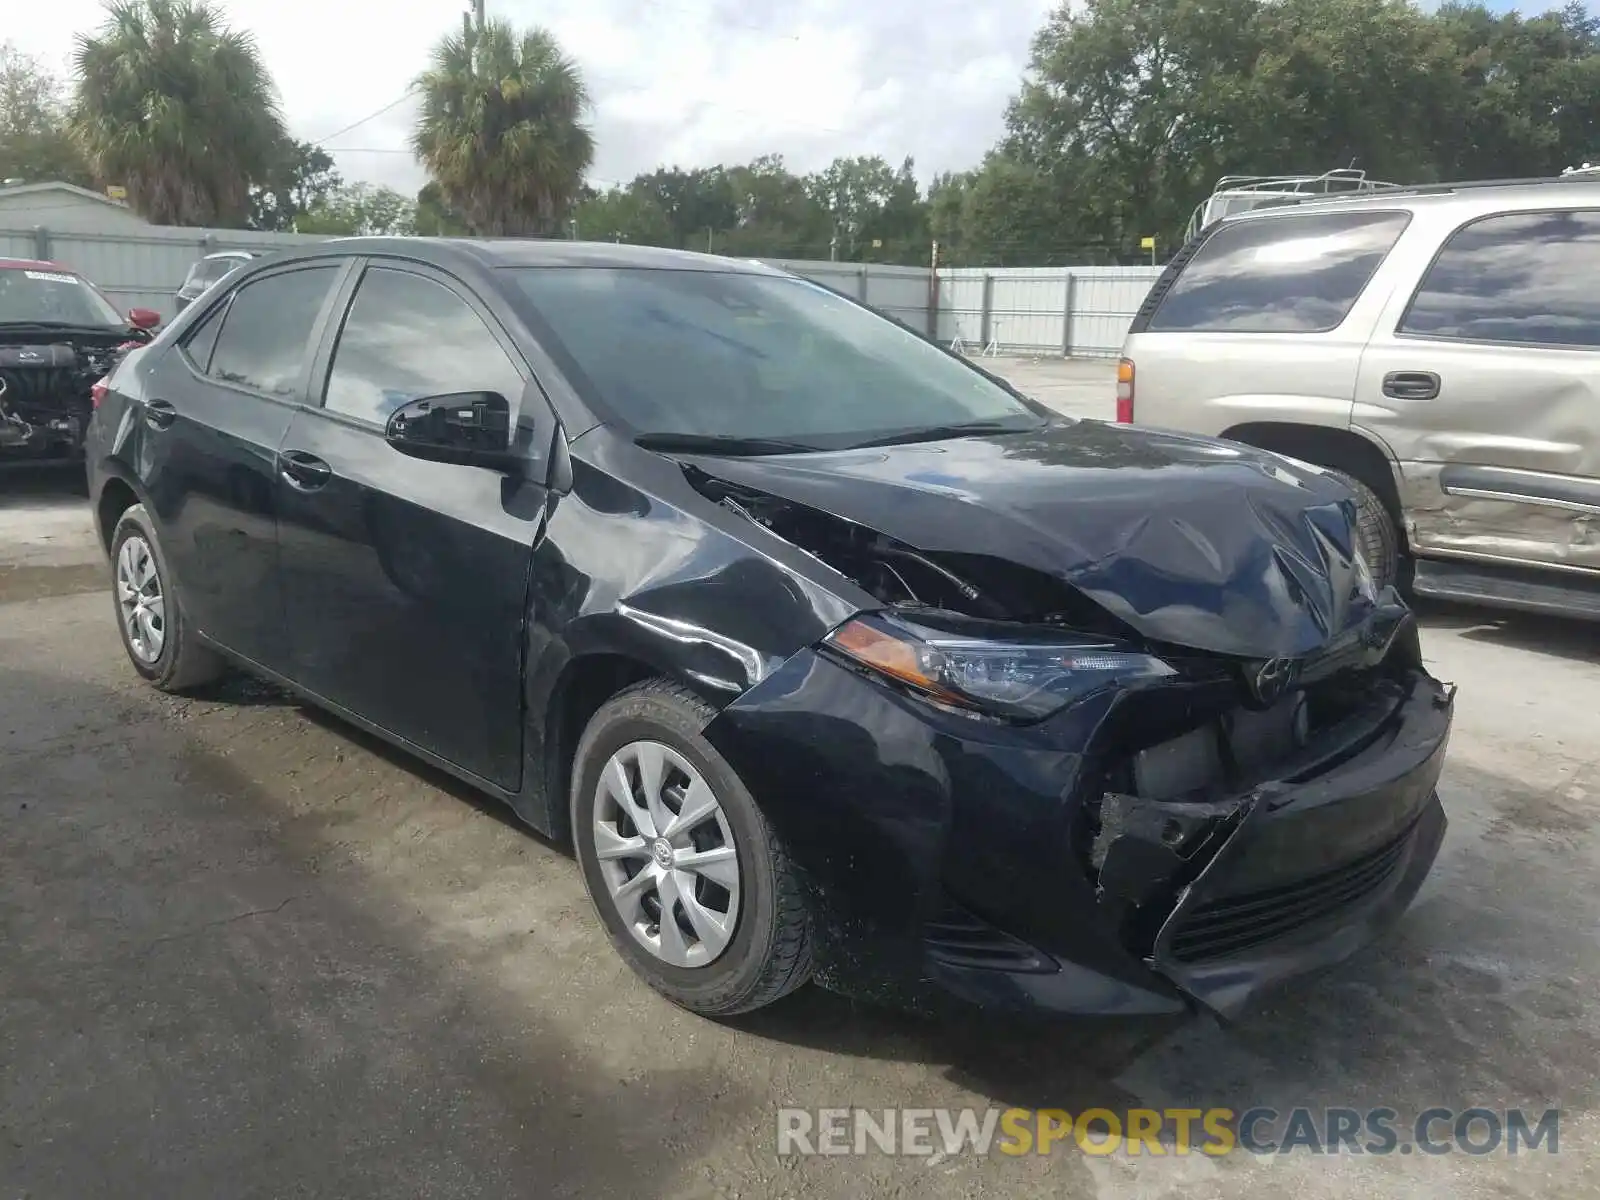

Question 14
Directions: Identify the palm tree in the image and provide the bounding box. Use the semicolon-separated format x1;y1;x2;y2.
69;0;286;227
412;20;595;237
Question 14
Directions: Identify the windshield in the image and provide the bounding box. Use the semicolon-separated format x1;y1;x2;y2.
504;267;1042;449
0;267;125;328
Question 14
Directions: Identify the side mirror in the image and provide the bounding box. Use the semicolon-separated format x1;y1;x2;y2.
128;307;162;330
384;391;521;472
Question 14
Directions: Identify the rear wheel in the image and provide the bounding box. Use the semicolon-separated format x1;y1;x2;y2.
110;503;225;691
570;679;812;1016
1330;469;1401;593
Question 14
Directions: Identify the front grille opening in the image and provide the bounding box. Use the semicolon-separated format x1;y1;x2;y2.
1167;817;1418;963
924;898;1056;975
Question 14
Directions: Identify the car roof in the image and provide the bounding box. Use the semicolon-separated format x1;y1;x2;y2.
1218;176;1600;225
0;257;75;272
273;236;784;275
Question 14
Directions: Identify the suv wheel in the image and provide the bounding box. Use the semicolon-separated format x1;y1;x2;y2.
570;679;812;1016
110;503;225;691
1331;470;1401;593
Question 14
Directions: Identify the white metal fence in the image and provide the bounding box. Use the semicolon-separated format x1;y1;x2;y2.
3;222;1161;356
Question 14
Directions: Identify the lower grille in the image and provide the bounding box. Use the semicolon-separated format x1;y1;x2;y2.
925;900;1055;974
1167;818;1417;963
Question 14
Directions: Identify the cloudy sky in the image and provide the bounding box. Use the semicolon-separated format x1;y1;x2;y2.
11;0;1064;193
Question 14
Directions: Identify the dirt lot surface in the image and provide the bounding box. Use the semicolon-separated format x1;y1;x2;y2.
3;362;1599;1198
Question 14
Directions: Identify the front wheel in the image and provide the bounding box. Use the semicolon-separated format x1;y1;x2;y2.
1331;469;1402;594
570;679;812;1016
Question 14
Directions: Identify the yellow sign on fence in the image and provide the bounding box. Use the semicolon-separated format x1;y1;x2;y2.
1139;236;1156;250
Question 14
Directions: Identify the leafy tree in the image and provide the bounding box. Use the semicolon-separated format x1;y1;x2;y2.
630;166;739;248
412;180;471;236
412;19;594;236
296;181;416;235
0;43;93;186
249;139;340;231
574;186;674;244
69;0;287;227
806;155;928;263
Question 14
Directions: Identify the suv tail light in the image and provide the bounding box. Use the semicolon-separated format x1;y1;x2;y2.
1116;358;1135;423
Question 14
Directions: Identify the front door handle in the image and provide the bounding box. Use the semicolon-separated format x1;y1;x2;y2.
1382;370;1441;401
144;399;178;430
278;449;332;491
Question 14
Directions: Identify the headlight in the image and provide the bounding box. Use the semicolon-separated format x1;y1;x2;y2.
823;613;1176;721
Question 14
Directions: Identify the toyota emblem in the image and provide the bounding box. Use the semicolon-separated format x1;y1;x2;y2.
1249;656;1299;706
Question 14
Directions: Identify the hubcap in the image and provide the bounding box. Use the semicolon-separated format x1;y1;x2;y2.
116;535;165;664
591;740;741;968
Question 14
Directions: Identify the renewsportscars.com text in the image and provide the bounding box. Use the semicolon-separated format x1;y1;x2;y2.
776;1106;1561;1158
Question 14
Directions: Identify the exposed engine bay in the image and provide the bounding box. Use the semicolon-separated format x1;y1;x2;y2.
0;337;131;459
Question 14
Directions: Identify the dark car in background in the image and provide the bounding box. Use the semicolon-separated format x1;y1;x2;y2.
0;257;160;463
173;250;255;314
85;239;1454;1020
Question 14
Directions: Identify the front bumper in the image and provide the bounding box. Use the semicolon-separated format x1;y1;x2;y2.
704;642;1453;1019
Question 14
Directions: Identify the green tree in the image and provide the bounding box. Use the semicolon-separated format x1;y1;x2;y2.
718;155;831;258
412;19;594;236
69;0;287;226
0;43;93;186
249;139;341;231
630;166;739;249
574;185;675;245
412;181;470;236
296;181;416;235
806;155;929;263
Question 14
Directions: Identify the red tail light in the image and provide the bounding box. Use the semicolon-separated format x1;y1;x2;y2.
1115;358;1135;423
91;379;109;408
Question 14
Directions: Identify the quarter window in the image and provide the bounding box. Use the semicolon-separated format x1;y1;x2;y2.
1147;210;1412;334
206;266;339;396
181;301;226;372
323;267;523;426
1401;210;1600;348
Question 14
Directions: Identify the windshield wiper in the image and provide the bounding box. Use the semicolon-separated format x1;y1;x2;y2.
847;418;1044;449
633;432;820;456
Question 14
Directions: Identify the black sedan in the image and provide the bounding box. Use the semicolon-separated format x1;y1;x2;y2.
85;239;1454;1019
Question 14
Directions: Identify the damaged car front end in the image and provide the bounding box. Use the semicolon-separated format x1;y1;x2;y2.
0;260;156;462
681;427;1454;1020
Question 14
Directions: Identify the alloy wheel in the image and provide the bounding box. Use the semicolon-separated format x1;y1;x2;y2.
116;535;165;664
591;740;742;968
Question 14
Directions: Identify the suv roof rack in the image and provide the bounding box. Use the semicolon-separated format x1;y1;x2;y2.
1185;166;1600;241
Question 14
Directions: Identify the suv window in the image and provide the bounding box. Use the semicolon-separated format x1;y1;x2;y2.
207;266;337;396
1401;209;1600;347
1147;210;1411;334
188;256;245;290
323;267;523;426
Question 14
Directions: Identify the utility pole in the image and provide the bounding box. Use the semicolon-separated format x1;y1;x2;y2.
473;0;485;27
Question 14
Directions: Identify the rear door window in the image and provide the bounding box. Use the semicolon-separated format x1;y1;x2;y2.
1146;210;1412;334
206;266;338;396
1400;209;1600;347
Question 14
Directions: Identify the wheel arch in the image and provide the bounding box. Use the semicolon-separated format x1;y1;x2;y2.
1220;421;1406;532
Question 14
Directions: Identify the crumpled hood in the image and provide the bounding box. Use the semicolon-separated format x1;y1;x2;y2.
687;420;1378;659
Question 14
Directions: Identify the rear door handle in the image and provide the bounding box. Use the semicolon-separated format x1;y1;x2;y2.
1381;371;1441;401
278;449;332;491
144;399;178;430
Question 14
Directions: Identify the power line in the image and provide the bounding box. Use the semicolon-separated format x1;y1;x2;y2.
311;89;417;146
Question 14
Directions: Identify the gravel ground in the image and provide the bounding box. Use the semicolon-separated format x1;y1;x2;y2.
2;360;1598;1199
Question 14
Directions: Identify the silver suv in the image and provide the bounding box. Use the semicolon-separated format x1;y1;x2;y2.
1120;175;1600;620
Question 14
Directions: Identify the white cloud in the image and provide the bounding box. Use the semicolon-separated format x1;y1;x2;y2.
10;0;1057;194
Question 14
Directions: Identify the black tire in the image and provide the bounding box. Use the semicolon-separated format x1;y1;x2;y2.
1331;469;1401;593
570;678;812;1016
109;502;226;692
